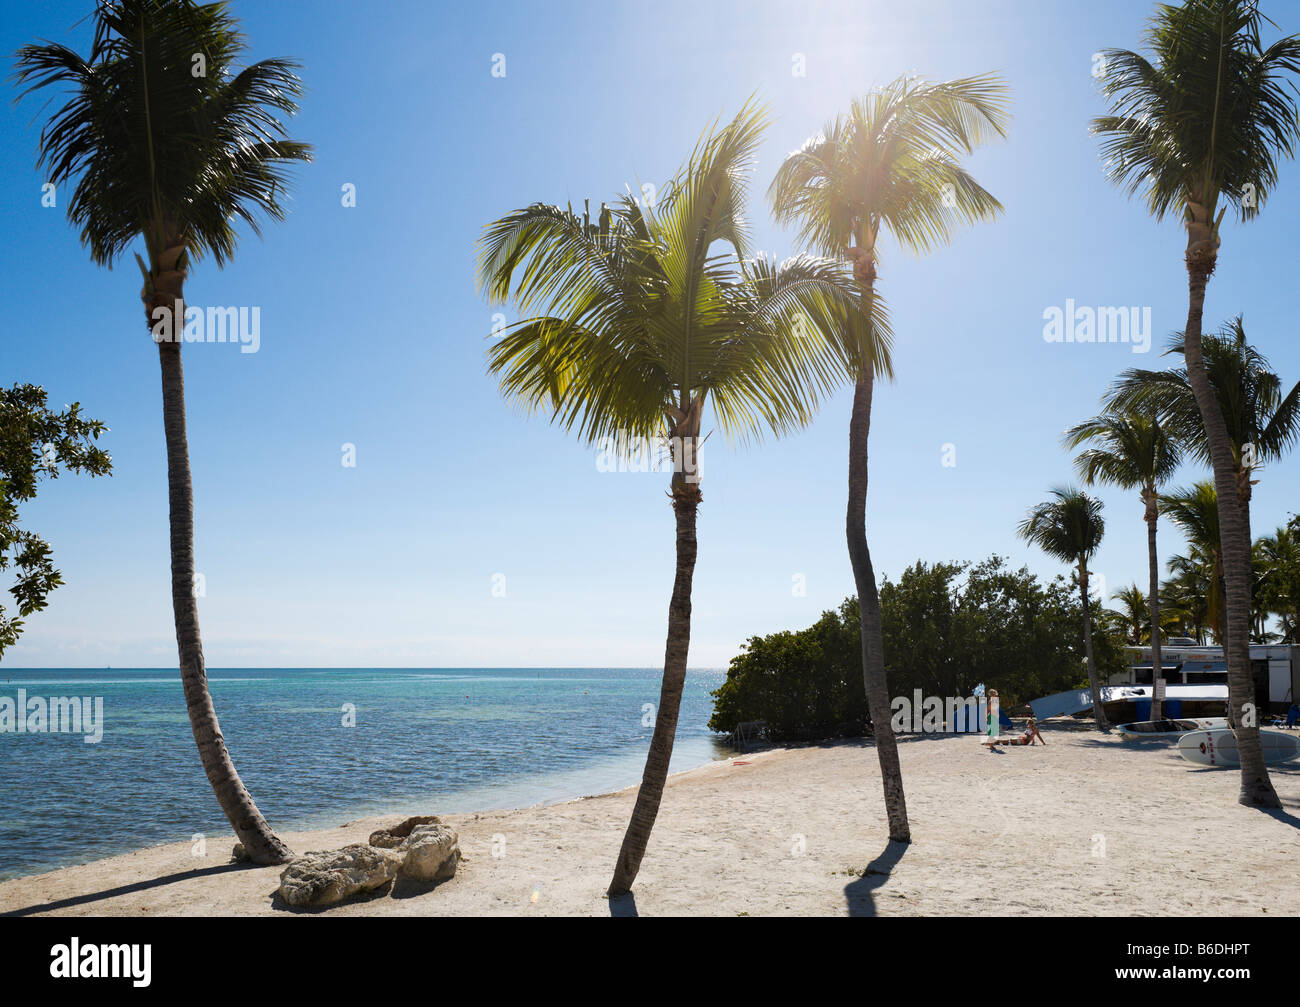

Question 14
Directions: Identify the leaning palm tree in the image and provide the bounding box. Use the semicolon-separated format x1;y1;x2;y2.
1162;484;1227;643
1092;0;1299;806
478;102;866;897
1018;488;1109;729
15;0;311;862
1065;411;1180;717
1108;318;1300;554
769;74;1008;842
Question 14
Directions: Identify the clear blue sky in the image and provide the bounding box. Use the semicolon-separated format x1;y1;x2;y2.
4;0;1298;668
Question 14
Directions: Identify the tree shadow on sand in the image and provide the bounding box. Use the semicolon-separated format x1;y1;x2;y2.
0;862;250;917
843;840;908;917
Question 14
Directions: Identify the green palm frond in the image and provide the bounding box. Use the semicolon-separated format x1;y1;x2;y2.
1064;409;1182;491
1106;316;1300;470
478;103;871;451
1091;0;1300;221
1017;486;1105;567
13;0;312;269
768;73;1009;258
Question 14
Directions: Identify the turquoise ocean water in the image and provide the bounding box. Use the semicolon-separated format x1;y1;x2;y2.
0;667;728;881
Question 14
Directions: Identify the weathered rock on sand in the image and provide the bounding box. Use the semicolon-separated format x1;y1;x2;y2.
398;822;460;882
278;844;402;908
276;816;461;907
368;815;442;849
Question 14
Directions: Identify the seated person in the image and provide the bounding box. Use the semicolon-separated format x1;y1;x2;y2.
982;716;1046;747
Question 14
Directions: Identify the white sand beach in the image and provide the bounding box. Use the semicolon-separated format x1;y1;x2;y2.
4;723;1298;917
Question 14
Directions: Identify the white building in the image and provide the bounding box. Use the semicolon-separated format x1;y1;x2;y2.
1113;640;1300;712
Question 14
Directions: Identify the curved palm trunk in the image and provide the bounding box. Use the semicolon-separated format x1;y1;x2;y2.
1079;561;1109;730
608;455;700;896
150;250;293;864
1144;492;1163;721
848;367;910;843
1182;225;1278;807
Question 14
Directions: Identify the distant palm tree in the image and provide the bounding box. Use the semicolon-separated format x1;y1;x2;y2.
1105;584;1154;644
1065;411;1180;716
1092;0;1300;806
769;74;1008;842
1018;488;1109;729
1161;484;1226;643
1109;318;1300;554
1255;527;1299;642
15;0;311;862
478;102;861;897
1163;553;1214;644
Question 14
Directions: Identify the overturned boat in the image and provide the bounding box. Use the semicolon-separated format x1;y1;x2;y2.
1117;717;1228;739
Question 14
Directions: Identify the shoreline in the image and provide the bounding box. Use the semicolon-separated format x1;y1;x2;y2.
4;727;1299;916
0;734;731;886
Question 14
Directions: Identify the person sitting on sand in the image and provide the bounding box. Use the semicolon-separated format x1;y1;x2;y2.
982;716;1046;747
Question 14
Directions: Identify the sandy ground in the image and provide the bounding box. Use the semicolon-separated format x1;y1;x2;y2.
3;722;1299;917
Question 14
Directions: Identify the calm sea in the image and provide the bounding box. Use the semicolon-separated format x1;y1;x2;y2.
0;667;728;881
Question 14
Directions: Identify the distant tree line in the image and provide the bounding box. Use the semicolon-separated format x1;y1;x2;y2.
709;555;1127;740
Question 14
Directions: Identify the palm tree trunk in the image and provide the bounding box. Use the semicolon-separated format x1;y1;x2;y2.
847;367;910;843
1145;493;1163;721
608;479;700;896
1078;562;1109;730
1182;236;1279;806
156;312;293;864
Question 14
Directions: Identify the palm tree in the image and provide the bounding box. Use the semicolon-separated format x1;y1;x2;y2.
1092;0;1300;806
1106;582;1177;645
1161;484;1227;643
1065;411;1180;716
1164;552;1214;643
1018;488;1109;729
1109;318;1300;555
477;102;862;897
768;74;1008;842
1256;526;1300;642
15;0;311;863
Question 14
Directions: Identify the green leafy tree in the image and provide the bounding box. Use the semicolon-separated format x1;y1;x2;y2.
0;385;111;660
712;556;1128;736
15;0;312;862
1092;0;1300;806
768;73;1008;844
477;102;861;897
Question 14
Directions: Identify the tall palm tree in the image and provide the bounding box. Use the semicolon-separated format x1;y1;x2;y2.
1065;411;1180;716
1093;0;1300;806
478;102;864;897
768;74;1008;842
1018;488;1109;729
1161;483;1227;643
15;0;311;863
1109;318;1300;555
